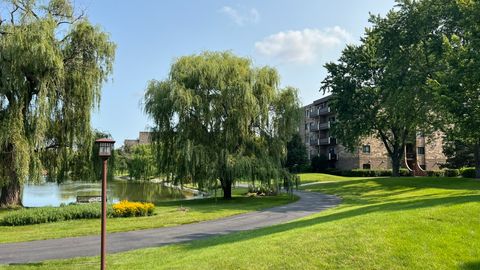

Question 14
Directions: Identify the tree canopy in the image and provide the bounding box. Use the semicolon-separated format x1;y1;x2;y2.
144;51;300;199
0;0;115;206
322;0;446;176
323;0;480;178
426;0;480;177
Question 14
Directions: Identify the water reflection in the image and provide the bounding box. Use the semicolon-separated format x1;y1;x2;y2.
22;180;194;207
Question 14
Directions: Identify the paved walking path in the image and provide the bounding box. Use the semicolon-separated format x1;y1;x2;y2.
0;190;340;265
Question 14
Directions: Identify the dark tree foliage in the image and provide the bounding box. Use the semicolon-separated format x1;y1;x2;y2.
442;140;476;169
425;0;480;178
311;155;329;173
286;133;309;173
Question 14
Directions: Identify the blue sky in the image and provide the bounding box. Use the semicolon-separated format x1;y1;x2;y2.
83;0;396;146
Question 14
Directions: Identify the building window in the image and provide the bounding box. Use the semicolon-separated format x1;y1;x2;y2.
417;147;425;155
305;124;308;131
420;164;426;170
362;164;371;170
362;145;371;153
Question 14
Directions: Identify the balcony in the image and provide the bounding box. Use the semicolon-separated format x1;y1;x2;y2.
310;123;320;132
318;106;331;115
318;121;331;130
319;137;336;145
309;106;331;118
309;138;319;146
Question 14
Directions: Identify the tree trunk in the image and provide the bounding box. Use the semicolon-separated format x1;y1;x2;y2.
0;143;23;208
390;141;406;177
474;142;480;179
220;178;232;200
391;155;401;177
0;180;22;208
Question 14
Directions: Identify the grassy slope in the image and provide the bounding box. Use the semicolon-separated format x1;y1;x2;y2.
298;173;369;184
4;176;479;270
0;188;297;243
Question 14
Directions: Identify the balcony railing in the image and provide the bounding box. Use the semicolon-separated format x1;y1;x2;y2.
309;138;319;146
310;123;320;132
318;106;331;115
310;109;319;118
319;137;336;145
318;121;331;130
309;106;331;118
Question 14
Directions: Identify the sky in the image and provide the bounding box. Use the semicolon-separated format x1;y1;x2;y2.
81;0;396;146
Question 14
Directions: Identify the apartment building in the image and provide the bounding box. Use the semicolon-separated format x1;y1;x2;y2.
300;95;447;172
123;131;152;148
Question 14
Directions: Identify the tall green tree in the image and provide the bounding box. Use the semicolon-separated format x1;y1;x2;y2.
426;0;480;178
286;133;309;173
144;51;300;199
0;0;115;207
126;144;155;181
322;1;440;176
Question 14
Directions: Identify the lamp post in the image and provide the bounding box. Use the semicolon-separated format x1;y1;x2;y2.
95;138;115;270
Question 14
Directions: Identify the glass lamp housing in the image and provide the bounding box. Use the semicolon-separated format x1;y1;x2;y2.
95;138;115;158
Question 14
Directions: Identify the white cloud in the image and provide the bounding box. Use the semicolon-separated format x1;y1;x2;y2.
254;27;353;64
219;6;260;26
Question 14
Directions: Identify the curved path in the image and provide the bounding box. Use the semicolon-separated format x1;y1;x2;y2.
0;191;340;264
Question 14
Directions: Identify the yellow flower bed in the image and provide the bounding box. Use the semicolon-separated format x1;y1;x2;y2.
112;200;155;217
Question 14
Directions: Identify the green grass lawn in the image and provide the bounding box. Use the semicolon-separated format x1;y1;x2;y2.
298;172;369;184
4;176;479;269
0;187;296;244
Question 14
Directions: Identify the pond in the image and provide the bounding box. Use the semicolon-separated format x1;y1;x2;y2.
22;180;196;207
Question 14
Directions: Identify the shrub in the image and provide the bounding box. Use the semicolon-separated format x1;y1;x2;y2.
425;170;445;177
399;169;411;176
460;167;477;178
444;169;460;177
112;200;154;217
311;155;329;172
247;185;277;196
0;203;114;226
325;168;411;177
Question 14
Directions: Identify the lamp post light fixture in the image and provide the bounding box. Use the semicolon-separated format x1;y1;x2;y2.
95;138;115;270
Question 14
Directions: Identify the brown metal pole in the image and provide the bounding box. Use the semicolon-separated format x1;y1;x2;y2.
101;158;108;270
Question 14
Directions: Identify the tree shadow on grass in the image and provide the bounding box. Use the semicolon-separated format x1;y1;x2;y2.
461;261;480;270
179;193;480;251
303;177;480;206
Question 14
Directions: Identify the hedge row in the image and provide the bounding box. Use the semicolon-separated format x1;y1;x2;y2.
424;168;477;178
325;168;411;177
460;167;476;178
323;168;476;178
1;200;155;226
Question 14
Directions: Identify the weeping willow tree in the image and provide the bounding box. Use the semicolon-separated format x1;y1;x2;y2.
144;51;300;199
0;0;115;207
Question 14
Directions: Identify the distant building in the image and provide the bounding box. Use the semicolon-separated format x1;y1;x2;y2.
123;131;152;148
300;95;446;173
